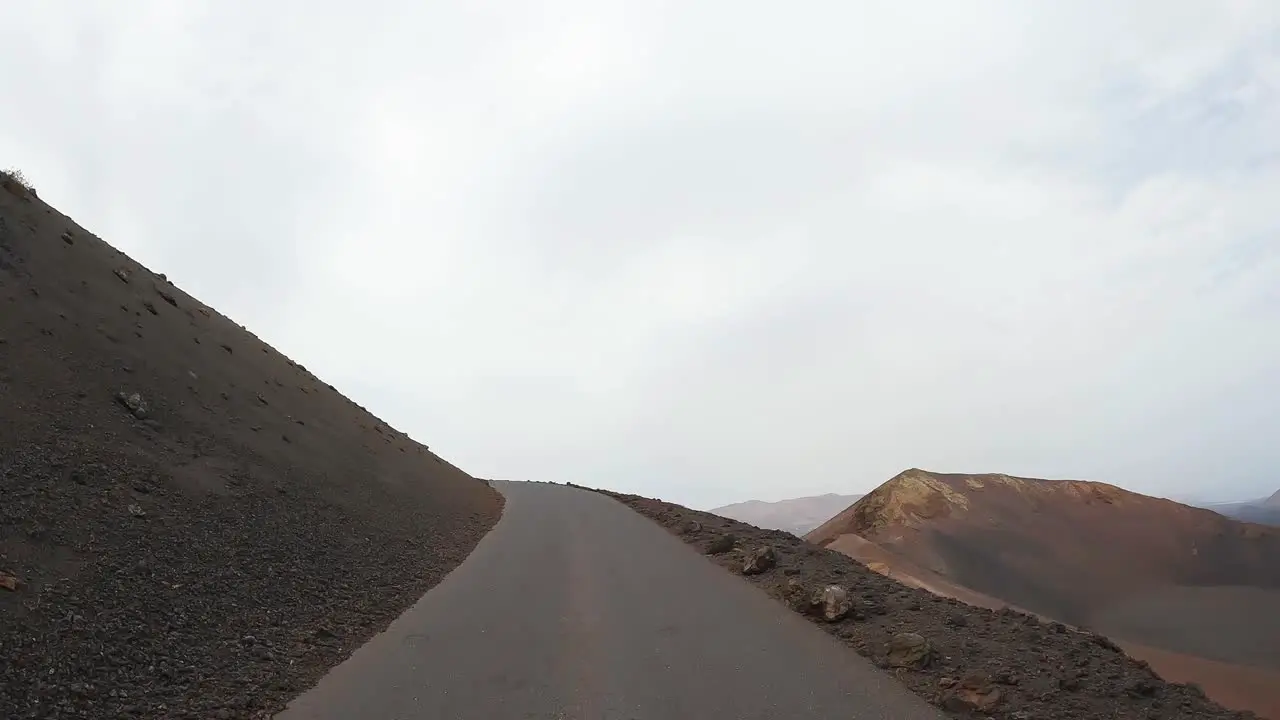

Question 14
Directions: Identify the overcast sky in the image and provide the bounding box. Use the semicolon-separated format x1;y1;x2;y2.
3;1;1278;509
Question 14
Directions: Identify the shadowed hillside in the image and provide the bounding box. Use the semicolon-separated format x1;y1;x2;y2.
0;174;502;717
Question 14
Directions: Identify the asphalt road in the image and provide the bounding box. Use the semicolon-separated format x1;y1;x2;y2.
276;481;946;719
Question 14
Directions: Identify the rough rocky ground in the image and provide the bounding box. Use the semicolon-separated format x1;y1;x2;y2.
596;488;1261;720
0;175;503;718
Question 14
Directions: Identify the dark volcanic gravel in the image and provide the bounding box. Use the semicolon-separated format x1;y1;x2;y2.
597;488;1262;720
1;175;503;718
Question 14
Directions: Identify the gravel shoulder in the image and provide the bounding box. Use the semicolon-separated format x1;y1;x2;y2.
594;487;1262;720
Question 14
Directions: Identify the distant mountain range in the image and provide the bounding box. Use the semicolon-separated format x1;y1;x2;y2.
1190;489;1280;526
710;493;862;536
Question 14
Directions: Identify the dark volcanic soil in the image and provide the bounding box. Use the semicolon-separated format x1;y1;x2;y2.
597;488;1262;720
0;176;503;719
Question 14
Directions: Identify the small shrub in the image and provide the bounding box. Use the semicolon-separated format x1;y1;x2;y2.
1;167;36;198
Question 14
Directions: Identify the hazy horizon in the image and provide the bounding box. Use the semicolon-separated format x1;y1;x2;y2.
4;1;1278;510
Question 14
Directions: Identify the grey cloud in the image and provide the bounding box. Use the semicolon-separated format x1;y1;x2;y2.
3;1;1278;509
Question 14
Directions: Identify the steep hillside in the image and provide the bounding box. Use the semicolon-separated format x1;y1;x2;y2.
711;493;862;536
0;175;502;718
806;468;1280;717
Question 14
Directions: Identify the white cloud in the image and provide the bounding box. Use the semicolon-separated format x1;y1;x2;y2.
3;1;1278;509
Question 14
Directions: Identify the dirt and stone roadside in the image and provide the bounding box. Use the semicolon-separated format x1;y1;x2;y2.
595;488;1260;720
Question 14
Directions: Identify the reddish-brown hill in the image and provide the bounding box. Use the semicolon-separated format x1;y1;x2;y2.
0;174;501;716
807;468;1280;717
808;468;1280;654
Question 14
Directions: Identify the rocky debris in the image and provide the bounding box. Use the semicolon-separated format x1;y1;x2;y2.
821;585;852;622
113;267;130;283
157;288;178;307
784;578;824;616
742;545;777;575
60;230;74;245
888;632;933;669
143;300;158;315
0;572;19;591
939;672;1003;714
114;391;148;419
681;519;702;534
127;503;147;518
596;489;1259;720
706;533;736;555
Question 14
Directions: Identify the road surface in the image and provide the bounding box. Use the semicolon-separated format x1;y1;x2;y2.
276;481;946;719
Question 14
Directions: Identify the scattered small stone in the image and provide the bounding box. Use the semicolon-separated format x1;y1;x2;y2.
0;572;19;591
821;585;852;622
157;289;178;307
784;578;822;616
940;671;1002;713
114;391;148;419
886;632;933;669
742;545;777;575
220;343;233;354
127;504;146;518
706;533;736;555
143;301;158;315
61;230;74;245
114;268;131;283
